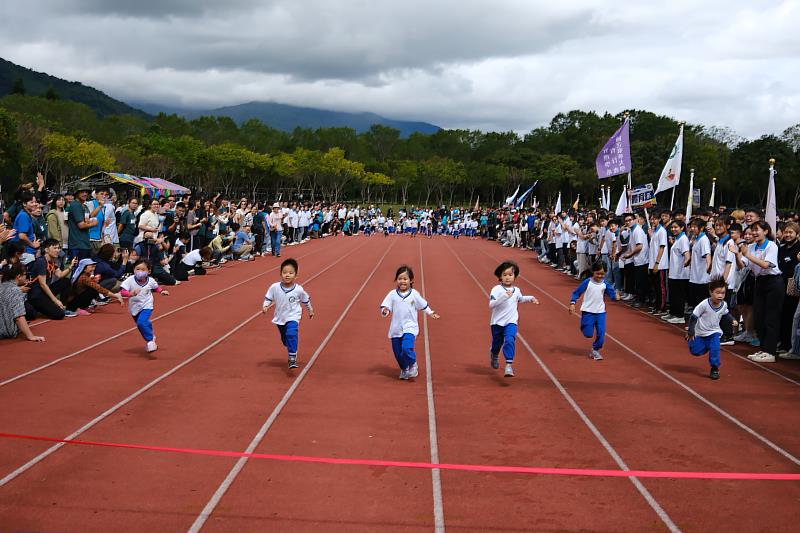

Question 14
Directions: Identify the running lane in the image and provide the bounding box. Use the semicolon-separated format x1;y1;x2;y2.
197;236;439;532
460;239;800;531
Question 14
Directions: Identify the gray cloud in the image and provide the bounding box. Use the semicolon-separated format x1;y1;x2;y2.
0;0;798;137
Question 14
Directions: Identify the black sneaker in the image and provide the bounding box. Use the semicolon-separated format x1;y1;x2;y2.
490;351;499;369
710;367;720;380
720;336;735;346
288;356;298;369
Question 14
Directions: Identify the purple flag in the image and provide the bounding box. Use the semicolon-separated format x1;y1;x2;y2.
595;119;631;180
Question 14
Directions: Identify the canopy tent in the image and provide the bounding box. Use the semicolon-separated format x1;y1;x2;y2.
68;172;190;198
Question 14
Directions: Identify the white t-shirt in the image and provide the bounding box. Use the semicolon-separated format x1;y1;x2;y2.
488;285;535;326
689;233;712;284
630;225;649;266
181;249;204;267
136;210;160;243
649;226;669;270
691;298;729;337
380;288;433;338
102;202;119;243
668;233;690;280
263;282;311;325
748;240;781;277
570;278;616;314
711;235;737;289
121;276;160;316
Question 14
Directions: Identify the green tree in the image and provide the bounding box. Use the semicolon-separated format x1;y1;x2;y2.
10;77;26;96
44;85;59;101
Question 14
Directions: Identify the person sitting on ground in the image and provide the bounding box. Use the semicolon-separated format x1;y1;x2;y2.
231;223;255;260
66;258;123;315
174;246;213;281
94;243;128;293
27;239;77;319
0;263;44;341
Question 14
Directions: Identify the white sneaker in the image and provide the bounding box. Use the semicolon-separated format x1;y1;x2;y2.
399;368;409;380
174;280;181;285
146;340;158;352
747;351;764;360
667;317;685;324
751;352;776;363
778;351;800;360
734;332;752;342
406;363;419;379
504;363;515;377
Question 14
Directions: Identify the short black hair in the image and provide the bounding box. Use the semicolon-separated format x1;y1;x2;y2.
494;261;519;279
1;262;25;282
281;258;298;273
708;276;727;293
395;265;415;284
133;258;152;271
729;223;743;233
42;238;60;249
591;260;606;272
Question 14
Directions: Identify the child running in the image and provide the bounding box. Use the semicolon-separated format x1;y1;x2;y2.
262;258;314;369
380;265;440;380
569;261;620;360
489;261;539;377
686;277;738;380
120;259;170;355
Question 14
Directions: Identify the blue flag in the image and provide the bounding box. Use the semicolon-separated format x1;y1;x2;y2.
515;181;538;207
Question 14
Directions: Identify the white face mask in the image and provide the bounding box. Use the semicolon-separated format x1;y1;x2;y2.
134;271;148;281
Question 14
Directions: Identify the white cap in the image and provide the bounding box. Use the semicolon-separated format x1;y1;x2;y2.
272;202;280;208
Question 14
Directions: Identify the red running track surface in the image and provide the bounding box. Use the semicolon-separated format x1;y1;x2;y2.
0;235;798;532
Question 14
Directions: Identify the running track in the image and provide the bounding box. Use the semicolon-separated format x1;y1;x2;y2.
0;235;798;531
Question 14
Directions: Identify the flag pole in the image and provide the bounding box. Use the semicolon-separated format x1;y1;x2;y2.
709;177;716;208
685;168;695;220
669;187;676;211
766;158;777;235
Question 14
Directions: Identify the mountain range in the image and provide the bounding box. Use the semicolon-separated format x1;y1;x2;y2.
0;57;440;136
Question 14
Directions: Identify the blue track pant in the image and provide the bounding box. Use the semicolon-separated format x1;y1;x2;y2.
490;323;518;362
391;333;417;370
133;309;154;342
580;312;606;350
277;320;299;355
688;333;721;369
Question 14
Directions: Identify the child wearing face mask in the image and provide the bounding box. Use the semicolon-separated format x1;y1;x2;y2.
119;258;170;355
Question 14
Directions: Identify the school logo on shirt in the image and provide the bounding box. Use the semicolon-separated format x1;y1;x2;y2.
288;295;298;304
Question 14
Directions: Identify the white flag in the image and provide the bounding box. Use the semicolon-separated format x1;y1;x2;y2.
685;169;694;220
605;187;612;209
505;185;521;206
554;192;562;214
614;186;628;216
766;161;777;235
655;125;684;194
709;180;716;208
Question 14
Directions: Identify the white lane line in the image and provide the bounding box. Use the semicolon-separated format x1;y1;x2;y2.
447;242;680;533
0;245;332;388
480;247;800;467
188;239;396;533
0;240;368;489
419;239;445;533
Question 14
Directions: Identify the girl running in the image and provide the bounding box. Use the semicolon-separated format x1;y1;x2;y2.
120;259;170;355
262;258;314;369
380;265;440;380
489;261;539;377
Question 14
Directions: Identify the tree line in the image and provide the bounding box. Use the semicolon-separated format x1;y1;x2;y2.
1;92;798;209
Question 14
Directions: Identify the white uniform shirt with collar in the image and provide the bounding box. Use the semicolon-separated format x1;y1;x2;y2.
121;276;160;316
668;232;691;280
264;282;311;325
711;235;737;288
648;225;669;270
489;285;535;326
380;288;433;338
691;298;729;337
630;224;649;266
689;232;712;284
748;240;781;276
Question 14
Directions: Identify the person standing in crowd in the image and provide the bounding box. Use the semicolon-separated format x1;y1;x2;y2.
67;184;99;261
648;210;669;316
87;188;107;254
688;219;712;308
777;222;800;354
268;203;284;257
741;220;783;363
117;197;139;251
101;189;119;247
10;191;41;264
666;220;691;324
46;194;69;257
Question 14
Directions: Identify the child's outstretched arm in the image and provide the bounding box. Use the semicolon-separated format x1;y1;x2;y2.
303;299;314;319
519;294;539;305
603;279;619;301
262;296;273;313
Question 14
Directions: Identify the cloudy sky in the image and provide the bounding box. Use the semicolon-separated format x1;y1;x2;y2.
1;0;798;137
